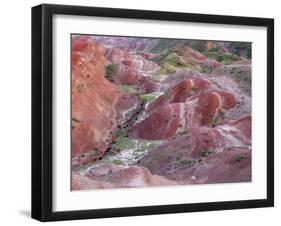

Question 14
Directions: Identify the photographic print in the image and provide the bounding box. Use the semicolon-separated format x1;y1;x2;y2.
32;4;274;221
71;35;252;190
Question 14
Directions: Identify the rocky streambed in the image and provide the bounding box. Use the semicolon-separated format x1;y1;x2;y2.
75;90;164;172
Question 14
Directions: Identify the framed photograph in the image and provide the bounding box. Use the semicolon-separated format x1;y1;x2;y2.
32;4;274;221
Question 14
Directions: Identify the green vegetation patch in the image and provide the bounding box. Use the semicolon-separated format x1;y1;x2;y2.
112;159;124;165
135;140;161;153
112;127;135;151
201;66;213;73
203;51;240;65
210;117;221;127
156;51;199;74
139;94;157;103
177;129;190;136
156;63;177;74
150;40;208;55
235;154;246;162
217;54;240;65
141;140;160;150
200;147;215;157
119;85;139;94
230;42;252;59
105;63;118;81
178;159;197;168
112;127;127;138
164;53;185;67
115;137;135;150
234;71;251;83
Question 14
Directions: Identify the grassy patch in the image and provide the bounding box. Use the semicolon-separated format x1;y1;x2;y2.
141;141;160;150
111;127;135;151
200;147;215;157
112;159;123;165
201;66;213;73
235;154;246;162
115;137;135;150
230;42;252;58
235;71;251;83
210;117;220;127
177;129;189;136
179;159;196;168
203;50;240;65
105;63;118;81
164;53;185;67
156;63;177;74
119;85;139;94
112;128;127;138
155;50;203;74
219;54;240;64
135;141;161;153
139;94;157;103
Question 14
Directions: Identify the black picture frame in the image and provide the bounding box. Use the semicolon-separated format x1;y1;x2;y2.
31;3;274;222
